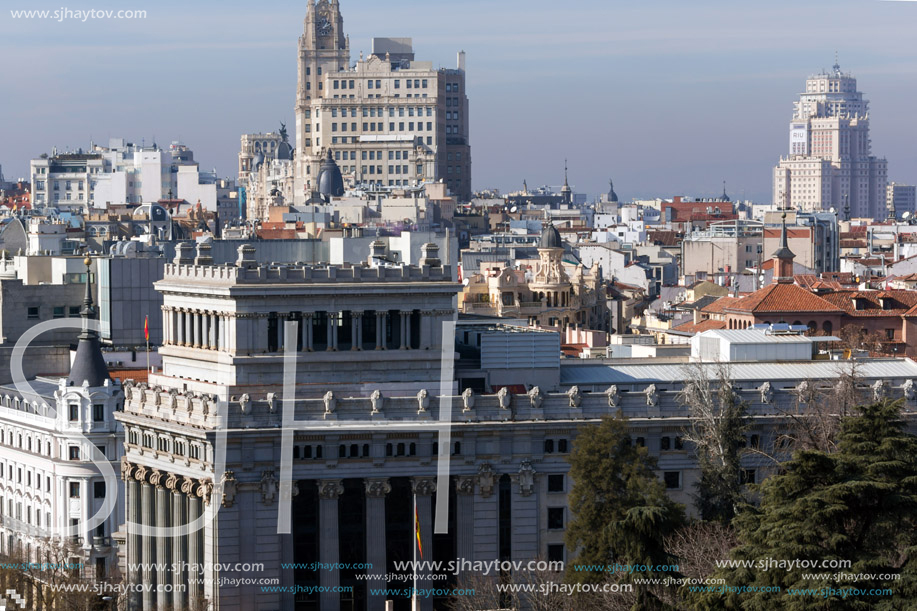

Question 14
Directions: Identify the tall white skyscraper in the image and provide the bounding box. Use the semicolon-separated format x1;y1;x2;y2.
773;60;887;219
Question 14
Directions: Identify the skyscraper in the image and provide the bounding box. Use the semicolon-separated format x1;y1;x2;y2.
293;0;471;203
773;60;887;219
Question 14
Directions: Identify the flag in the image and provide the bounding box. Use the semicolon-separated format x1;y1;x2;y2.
414;503;423;560
144;315;149;342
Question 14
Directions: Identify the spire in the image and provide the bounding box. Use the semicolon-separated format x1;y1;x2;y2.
67;257;110;387
833;51;840;75
563;159;568;188
771;212;796;284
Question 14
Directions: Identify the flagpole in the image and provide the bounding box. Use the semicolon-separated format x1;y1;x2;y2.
145;315;151;374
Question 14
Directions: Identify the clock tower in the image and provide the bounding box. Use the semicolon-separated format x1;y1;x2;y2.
295;0;349;201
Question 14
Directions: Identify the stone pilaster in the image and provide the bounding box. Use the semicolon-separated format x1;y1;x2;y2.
364;478;390;607
318;479;344;611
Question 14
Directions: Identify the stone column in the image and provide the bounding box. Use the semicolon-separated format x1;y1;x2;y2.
400;311;410;349
375;312;386;350
141;476;156;609
364;478;390;608
181;310;189;346
303;313;313;351
420;310;435;350
454;476;476;563
327;313;337;351
411;477;436;611
318;480;344;611
277;314;286;351
153;471;171;610
351;311;362;350
171;478;187;610
201;313;209;350
126;468;143;611
186;481;203;605
192;311;201;348
510;463;538;563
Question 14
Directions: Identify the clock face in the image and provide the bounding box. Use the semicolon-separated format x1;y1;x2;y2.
317;16;332;36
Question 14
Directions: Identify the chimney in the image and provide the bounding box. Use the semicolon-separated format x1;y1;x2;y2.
174;242;194;265
236;244;257;268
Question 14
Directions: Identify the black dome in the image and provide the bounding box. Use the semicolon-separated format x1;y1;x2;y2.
277;141;293;161
539;222;562;249
318;149;345;197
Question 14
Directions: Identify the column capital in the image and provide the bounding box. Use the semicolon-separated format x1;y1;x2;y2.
149;469;165;489
317;479;345;500
411;477;436;497
364;478;391;498
351;310;364;318
120;457;135;481
133;465;150;484
180;478;196;496
165;473;182;492
455;475;476;496
196;479;214;505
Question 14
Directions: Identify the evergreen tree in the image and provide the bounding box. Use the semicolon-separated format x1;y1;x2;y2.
566;412;685;608
690;399;917;610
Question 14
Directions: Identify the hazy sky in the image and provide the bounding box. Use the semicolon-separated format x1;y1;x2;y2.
2;0;917;202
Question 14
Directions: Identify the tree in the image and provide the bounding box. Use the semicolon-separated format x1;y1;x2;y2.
690;399;917;611
678;364;749;523
566;412;685;609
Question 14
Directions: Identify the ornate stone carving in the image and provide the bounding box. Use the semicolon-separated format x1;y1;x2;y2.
180;478;196;496
364;478;392;498
567;385;582;408
197;479;214;505
645;384;659;407
795;381;811;403
496;386;512;410
606;385;620;408
323;391;336;415
239;393;251;414
266;392;277;413
120;457;134;481
904;379;916;401
133;466;149;483
759;381;774;404
260;470;278;504
528;386;544;409
317;479;344;500
455;476;476;496
416;389;430;413
149;469;164;489
515;460;536;497
411;477;436;497
462;388;475;411
220;471;238;508
370;390;384;414
477;463;496;498
165;473;180;491
872;379;888;401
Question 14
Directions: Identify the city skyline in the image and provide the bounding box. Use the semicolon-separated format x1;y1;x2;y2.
3;0;917;202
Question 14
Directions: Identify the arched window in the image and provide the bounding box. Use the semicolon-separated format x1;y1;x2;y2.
822;320;833;334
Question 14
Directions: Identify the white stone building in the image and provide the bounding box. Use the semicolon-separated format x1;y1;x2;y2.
773;61;887;219
292;0;471;203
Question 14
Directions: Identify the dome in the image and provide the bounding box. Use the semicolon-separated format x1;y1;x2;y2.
608;179;618;203
539;221;562;249
277;141;293;161
318;149;345;197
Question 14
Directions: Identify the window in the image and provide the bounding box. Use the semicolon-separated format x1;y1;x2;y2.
53;306;65;318
94;482;105;499
92;404;104;422
547;474;565;493
69;446;80;460
544;439;554;454
69;482;80;498
663;471;681;489
547;544;564;562
660;436;671;451
69;404;79;422
547;507;564;530
96;444;105;459
27;307;39;319
558;439;568;453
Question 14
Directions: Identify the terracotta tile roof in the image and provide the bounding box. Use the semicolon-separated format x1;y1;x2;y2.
671;318;727;334
647;230;681;246
701;296;741;314
724;283;843;314
819;290;917;317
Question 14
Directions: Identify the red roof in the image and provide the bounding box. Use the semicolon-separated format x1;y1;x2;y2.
109;368;149;383
701;296;741;314
819;290;917;317
724;283;843;314
672;318;727;334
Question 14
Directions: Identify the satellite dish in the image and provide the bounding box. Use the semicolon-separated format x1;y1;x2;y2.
904;211;911;219
829;207;836;214
510;206;518;213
